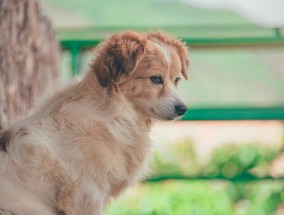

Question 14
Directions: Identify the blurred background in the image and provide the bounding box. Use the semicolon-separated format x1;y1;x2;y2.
3;0;284;214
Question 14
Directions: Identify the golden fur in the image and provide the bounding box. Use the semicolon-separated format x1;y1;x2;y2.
0;31;189;215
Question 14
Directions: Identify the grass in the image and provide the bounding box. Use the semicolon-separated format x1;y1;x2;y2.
106;180;284;215
107;181;233;215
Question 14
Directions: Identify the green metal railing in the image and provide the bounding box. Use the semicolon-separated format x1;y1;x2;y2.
59;26;284;75
59;26;284;122
182;107;284;121
147;174;284;183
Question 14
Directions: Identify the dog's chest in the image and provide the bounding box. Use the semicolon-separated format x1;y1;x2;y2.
58;115;151;197
104;120;151;196
108;146;148;197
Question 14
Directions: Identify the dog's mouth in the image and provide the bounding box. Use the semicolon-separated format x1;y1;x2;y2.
150;108;178;121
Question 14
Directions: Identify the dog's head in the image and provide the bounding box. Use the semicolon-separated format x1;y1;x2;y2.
91;31;189;120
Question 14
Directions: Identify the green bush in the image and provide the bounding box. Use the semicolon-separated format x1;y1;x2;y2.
150;140;282;179
209;143;280;178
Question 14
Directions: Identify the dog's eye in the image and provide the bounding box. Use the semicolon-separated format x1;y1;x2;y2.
174;77;181;86
150;76;163;85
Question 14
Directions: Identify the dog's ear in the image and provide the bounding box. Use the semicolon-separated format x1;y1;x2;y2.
93;31;147;89
179;48;189;80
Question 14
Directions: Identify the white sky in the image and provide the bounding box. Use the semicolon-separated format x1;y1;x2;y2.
182;0;284;27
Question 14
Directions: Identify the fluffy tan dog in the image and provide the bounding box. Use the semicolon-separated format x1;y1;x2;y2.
0;31;189;215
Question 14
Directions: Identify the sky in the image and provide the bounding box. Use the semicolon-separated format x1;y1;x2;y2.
182;0;284;27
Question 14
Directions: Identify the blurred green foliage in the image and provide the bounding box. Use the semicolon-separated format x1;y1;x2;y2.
210;144;280;179
106;140;284;215
107;181;284;215
150;139;282;179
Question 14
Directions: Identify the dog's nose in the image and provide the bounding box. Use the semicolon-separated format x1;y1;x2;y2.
175;104;188;116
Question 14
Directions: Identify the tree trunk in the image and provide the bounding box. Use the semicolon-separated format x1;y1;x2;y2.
0;0;59;129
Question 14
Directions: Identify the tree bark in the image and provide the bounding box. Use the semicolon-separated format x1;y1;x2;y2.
0;0;59;129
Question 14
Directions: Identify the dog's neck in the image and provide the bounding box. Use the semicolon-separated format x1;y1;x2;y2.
79;71;153;129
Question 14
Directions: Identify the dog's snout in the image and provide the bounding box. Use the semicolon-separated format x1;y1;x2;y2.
175;104;188;116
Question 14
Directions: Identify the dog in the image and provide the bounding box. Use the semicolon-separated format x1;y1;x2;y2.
0;31;189;215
